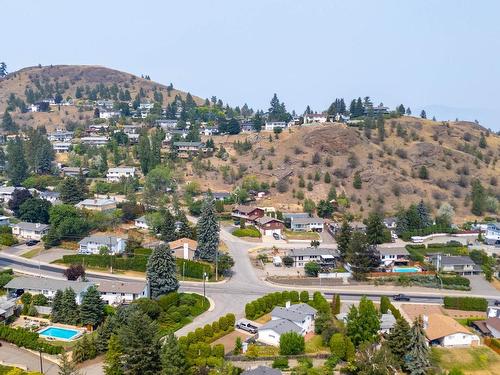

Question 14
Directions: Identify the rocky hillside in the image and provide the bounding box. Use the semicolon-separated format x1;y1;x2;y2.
189;117;500;221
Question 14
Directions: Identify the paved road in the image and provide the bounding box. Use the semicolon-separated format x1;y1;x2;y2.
0;341;59;375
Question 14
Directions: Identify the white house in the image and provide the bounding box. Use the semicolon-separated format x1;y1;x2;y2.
106;167;136;182
53;142;71;153
0;298;17;321
4;276;93;305
264;122;287;131
78;235;127;255
11;222;49;240
48;131;74;142
286;248;338;268
258;302;317;346
485;222;500;245
99;110;121;119
430;255;482;275
38;191;61;204
134;216;149;230
0;216;10;226
425;314;480;347
0;186;18;203
303;113;328;124
76;198;117;212
95;280;149;305
289;216;324;232
379;247;410;267
379;312;397;334
80;136;109;146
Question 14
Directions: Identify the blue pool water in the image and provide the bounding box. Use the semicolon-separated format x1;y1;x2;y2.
38;326;80;340
393;267;421;273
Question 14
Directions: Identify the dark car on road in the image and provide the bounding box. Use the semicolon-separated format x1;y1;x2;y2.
494;300;500;306
393;294;411;301
26;239;39;246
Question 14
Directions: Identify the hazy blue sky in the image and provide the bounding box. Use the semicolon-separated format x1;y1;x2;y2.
3;0;500;129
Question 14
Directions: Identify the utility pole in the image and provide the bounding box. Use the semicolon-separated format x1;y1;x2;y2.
109;236;113;274
39;350;44;374
202;272;207;307
215;250;218;281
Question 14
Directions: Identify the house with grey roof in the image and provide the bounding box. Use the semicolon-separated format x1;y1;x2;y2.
379;312;397;334
242;366;281;375
286;248;338;267
379;247;410;267
11;222;49;240
288;216;325;232
4;276;93;304
76;198;117;212
78;235;127;255
95;280;149;305
257;302;317;346
430;255;482;275
0;298;17;321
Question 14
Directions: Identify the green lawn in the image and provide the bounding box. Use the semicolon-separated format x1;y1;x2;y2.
284;229;320;240
21;247;43;259
305;334;330;354
431;347;500;374
0;364;42;375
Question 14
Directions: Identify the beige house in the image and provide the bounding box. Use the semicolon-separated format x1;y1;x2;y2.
168;238;197;260
76;198;117;212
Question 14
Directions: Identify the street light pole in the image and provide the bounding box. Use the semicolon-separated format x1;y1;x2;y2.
202;272;207;307
39;350;44;374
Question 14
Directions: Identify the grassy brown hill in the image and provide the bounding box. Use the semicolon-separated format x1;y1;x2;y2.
0;64;203;130
189;117;500;222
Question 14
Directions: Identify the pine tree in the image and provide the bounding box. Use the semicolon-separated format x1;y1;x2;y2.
137;134;151;174
118;310;161;375
353;172;362;189
471;179;486;216
147;244;179;298
2;110;17;132
335;221;351;259
0;62;7;77
346;296;380;346
416;200;431;228
346;232;379;280
176;211;194;239
387;318;412;366
6;136;28;186
95;316;117;353
366;211;386;245
196;198;219;261
380;296;390;314
161;333;186;374
377;116;385;141
58;352;81;375
406;317;430;375
104;335;123;375
159;209;176;241
80;286;105;327
60;177;87;204
61;288;79;325
51;289;64;323
420;110;427;119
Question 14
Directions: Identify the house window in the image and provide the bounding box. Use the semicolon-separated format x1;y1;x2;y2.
298;256;303;260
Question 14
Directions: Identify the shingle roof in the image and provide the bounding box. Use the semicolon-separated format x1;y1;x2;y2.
425;314;473;341
13;222;49;232
290;217;325;225
233;205;261;214
283;213;310;220
288;248;338;258
379;247;409;256
4;276;93;294
79;235;124;246
288;303;317;316
440;256;475;266
255;216;283;225
380;313;397;330
77;199;116;207
242;366;282;375
173;141;203;147
259;318;302;335
485;317;500;333
95;280;147;295
168;238;198;250
107;167;136;173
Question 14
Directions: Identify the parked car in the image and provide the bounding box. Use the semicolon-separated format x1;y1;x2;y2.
26;240;39;246
236;320;258;334
273;233;280;240
393;294;411;301
494;300;500;306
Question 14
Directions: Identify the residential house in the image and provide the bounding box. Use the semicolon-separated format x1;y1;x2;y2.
379;247;410;267
78;235;127;255
164;129;189;142
156;119;178;130
303;113;328;124
0;298;17;321
0;186;18;203
424;314;480;347
208;192;230;201
87;124;109;132
168;238;197;260
172;141;212;158
60;167;89;177
472;317;500;338
258;302;317;346
106;167;136;182
96;100;114;109
488;306;500;318
286;248;338;268
264;121;287;131
0;216;10;226
289;216;324;232
379;312;397;334
4;276;93;304
126;133;140;144
99;110;120;119
11;222;49;240
231;205;265;223
242;366;281;375
363;103;389;116
430;255;482;275
81;136;109;146
95;280;149;305
53;142;71;153
76;198;117;212
134;216;149;230
255;216;284;236
383;217;397;230
121;124;143;134
38;191;61;204
48;131;74;142
203;127;219;136
283;213;310;227
484;222;500;245
241;122;255;132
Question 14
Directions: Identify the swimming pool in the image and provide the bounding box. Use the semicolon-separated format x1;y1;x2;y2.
393;266;421;273
38;326;81;341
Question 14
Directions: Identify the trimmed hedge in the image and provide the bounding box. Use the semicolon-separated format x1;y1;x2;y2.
179;313;236;347
233;226;261;238
0;326;62;354
443;296;488;312
400;225;457;241
59;254;213;279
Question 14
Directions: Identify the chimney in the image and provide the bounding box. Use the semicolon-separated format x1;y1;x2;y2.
285;301;291;309
183;242;189;260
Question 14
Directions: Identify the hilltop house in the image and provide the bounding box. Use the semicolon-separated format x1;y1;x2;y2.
76;198;117;212
168;238;198;260
303;113;328;124
95;280;149;305
106;167;136;182
430;255;481;275
134;215;149;230
172;141;212;158
81;136;109;146
0;186;18;203
11;222;49;240
4;276;93;304
484;222;500;245
264;121;287;131
286;248;338;268
255;216;284;237
53;142;71;153
48;130;74;142
78;235;127;255
424;314;480;347
379;247;410;267
60;167;89;177
38;191;61;204
258;302;317;346
288;216;324;232
231;205;265;223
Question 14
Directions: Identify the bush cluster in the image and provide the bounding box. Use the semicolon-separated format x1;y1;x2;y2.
0;326;62;354
232;226;261;238
443;296;488;312
245;291;301;320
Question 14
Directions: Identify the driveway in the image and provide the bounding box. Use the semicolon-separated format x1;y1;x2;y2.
31;248;75;263
466;275;500;296
0;341;59;375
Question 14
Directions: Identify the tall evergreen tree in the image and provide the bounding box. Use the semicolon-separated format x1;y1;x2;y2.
335;221;351;259
80;285;105;327
387;318;412;367
176;211;194;239
147;244;179;298
471;179;486;216
416;200;431;227
346;232;379;280
196;198;219;261
0;62;7;77
366;211;386;245
6;136;28;186
161;333;186;374
104;334;123;375
24;128;55;173
346;296;380;346
159;209;177;241
118;310;161;375
61;288;80;325
51;289;64;323
137;133;151;174
60;177;87;204
2;110;17;132
406;317;430;375
58;352;81;375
